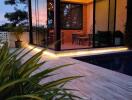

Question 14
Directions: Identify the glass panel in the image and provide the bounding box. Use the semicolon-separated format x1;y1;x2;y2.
115;0;127;46
60;1;93;50
94;0;112;47
31;0;47;47
108;0;116;32
47;0;55;49
61;3;83;30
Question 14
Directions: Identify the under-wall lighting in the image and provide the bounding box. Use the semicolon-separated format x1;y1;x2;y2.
28;45;128;58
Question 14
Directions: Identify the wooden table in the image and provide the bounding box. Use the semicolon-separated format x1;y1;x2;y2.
72;33;83;44
77;34;93;45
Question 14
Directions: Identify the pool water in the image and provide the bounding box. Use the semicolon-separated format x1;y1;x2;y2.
74;51;132;76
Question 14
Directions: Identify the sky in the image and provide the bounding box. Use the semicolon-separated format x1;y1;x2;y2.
0;0;47;26
0;0;14;25
32;0;47;26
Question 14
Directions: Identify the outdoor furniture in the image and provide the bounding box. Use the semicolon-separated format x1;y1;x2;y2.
78;36;89;45
95;31;113;47
77;34;93;45
72;33;80;44
72;32;83;44
113;31;124;46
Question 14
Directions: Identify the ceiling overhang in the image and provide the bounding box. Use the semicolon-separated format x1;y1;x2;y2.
61;0;93;4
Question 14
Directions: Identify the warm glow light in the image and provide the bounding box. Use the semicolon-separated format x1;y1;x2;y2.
57;48;128;57
28;45;57;58
28;45;128;59
43;51;57;58
61;0;93;4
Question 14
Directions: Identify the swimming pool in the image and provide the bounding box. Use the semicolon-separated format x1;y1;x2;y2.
74;51;132;76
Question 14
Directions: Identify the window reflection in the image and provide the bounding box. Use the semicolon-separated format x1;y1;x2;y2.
61;3;83;29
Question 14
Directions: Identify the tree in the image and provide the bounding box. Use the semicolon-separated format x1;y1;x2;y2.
4;0;28;26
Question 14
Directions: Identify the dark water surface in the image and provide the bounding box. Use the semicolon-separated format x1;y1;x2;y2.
74;51;132;76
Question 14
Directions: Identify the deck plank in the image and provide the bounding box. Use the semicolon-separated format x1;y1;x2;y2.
32;57;132;100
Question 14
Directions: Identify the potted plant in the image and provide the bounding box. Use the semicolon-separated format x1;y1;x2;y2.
8;25;24;48
13;26;24;48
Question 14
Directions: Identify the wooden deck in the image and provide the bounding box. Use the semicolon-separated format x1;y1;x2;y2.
33;57;132;100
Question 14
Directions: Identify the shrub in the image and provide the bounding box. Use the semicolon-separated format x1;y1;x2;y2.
0;43;82;100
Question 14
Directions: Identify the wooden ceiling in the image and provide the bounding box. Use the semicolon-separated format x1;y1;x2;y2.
61;0;93;4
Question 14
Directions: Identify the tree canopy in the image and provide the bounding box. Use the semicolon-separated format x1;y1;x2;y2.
4;0;28;26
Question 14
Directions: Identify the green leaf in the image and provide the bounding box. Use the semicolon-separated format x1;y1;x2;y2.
0;79;27;93
22;61;45;78
42;76;82;89
31;64;75;81
6;94;45;100
0;43;82;99
18;49;45;75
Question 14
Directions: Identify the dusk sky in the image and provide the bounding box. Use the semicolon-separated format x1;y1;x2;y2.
32;0;47;26
0;0;47;26
0;0;14;25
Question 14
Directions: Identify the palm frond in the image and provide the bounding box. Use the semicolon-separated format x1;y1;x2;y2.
0;43;82;100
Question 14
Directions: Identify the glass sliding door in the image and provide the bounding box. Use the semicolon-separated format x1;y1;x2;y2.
94;0;110;47
31;0;47;47
47;0;55;49
115;0;127;46
94;0;116;47
28;0;125;51
60;0;93;50
108;0;116;32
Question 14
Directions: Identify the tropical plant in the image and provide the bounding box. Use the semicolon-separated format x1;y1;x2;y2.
12;25;24;42
0;43;82;100
7;25;24;48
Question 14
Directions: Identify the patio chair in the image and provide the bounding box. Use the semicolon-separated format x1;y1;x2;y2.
77;34;93;45
72;33;80;44
95;31;113;47
113;31;124;46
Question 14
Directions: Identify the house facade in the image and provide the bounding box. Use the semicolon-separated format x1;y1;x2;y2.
28;0;127;51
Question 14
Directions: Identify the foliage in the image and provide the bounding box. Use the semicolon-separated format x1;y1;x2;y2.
4;10;28;26
4;0;28;26
8;25;24;41
5;0;27;5
0;43;82;100
0;23;11;31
